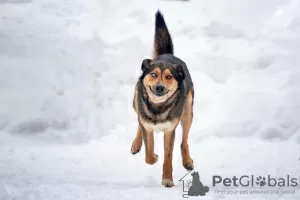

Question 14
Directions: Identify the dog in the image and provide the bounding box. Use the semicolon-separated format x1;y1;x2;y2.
188;171;209;196
130;10;194;188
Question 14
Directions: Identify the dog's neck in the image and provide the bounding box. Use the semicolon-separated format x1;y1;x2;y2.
137;81;185;123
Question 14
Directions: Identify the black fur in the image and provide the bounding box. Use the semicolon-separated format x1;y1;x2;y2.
141;59;152;72
137;80;184;124
135;10;194;127
154;10;174;56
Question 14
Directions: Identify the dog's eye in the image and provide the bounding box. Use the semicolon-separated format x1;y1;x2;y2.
166;75;173;80
150;73;157;78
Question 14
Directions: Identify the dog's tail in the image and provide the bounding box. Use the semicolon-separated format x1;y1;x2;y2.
153;10;174;60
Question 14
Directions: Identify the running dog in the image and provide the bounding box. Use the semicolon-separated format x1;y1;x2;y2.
131;10;194;187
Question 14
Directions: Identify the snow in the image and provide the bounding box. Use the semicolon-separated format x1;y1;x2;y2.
0;0;299;199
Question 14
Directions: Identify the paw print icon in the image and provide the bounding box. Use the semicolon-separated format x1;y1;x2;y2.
256;176;266;187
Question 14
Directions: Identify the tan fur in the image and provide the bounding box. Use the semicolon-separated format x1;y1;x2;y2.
131;86;143;155
143;130;158;165
162;69;178;94
131;11;194;188
180;89;194;169
142;67;179;104
131;125;143;154
139;117;179;133
131;73;194;187
162;119;179;187
133;84;138;114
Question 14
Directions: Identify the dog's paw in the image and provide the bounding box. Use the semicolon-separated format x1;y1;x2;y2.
131;139;142;155
183;158;194;171
162;179;174;187
145;154;159;165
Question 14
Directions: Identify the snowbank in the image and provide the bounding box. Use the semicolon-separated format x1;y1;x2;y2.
0;0;299;199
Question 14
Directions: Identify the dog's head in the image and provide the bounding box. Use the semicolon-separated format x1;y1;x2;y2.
191;171;200;179
139;58;185;103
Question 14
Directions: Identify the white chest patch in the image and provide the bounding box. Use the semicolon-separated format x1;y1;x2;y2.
144;121;173;133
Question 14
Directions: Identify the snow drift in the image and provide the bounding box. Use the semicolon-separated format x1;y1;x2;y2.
0;0;299;199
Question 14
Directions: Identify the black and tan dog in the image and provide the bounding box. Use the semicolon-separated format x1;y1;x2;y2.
131;10;194;187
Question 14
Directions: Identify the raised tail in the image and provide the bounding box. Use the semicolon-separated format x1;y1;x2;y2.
153;10;174;60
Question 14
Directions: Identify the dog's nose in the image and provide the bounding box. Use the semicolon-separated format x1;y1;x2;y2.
156;85;165;93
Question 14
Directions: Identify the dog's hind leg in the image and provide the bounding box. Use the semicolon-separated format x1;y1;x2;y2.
180;89;194;171
162;130;176;187
142;128;158;165
131;125;143;155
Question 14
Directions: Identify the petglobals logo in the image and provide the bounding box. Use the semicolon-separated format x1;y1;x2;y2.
213;175;300;187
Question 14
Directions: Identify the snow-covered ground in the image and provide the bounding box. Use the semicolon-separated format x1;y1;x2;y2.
0;0;300;199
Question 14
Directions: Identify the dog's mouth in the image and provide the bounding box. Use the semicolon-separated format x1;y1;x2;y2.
149;86;170;97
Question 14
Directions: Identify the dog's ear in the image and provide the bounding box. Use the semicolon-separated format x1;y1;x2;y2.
175;65;185;80
141;59;153;71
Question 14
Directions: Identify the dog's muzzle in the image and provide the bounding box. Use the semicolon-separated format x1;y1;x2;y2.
151;84;169;96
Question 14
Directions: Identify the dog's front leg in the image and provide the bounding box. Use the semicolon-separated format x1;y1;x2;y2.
162;129;175;187
142;128;158;165
180;89;194;170
131;125;143;154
